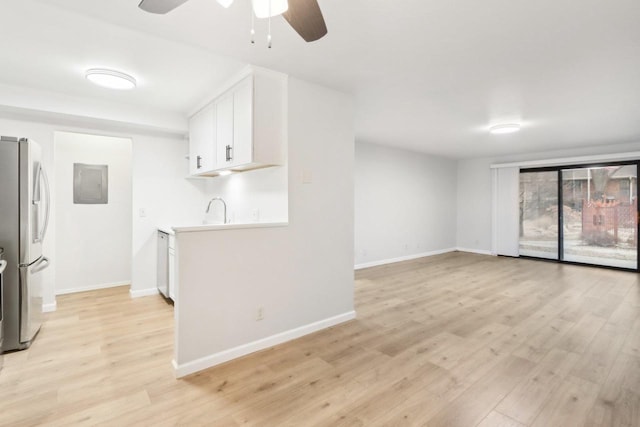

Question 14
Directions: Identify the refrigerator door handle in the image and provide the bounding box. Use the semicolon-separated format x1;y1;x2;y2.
32;164;42;243
31;256;50;274
32;165;50;244
40;167;51;243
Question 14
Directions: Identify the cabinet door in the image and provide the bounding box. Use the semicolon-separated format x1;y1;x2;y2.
232;76;253;167
215;93;234;170
188;103;216;175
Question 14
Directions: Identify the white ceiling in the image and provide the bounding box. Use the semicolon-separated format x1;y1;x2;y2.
3;0;640;158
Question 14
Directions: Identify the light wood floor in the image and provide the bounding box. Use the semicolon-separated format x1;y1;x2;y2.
2;252;640;426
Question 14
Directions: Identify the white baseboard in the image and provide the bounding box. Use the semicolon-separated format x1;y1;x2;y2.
42;301;57;312
56;281;130;295
455;247;494;256
130;288;160;298
354;248;457;270
173;310;357;378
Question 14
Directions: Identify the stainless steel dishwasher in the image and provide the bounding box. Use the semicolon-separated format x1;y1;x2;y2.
157;231;169;298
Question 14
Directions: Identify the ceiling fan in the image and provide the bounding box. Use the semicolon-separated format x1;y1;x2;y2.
138;0;327;43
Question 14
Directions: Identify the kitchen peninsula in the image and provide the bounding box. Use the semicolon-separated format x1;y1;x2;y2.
169;75;356;377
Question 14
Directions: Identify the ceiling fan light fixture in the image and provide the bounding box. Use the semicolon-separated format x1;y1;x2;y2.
489;123;521;135
85;68;137;90
252;0;288;18
216;0;234;8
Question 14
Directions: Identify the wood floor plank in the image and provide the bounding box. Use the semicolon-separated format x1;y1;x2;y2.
496;348;580;424
571;322;629;385
476;411;526;427
556;313;607;354
426;323;509;370
600;352;640;402
620;316;640;358
371;390;448;426
512;315;575;362
425;355;535;427
530;376;600;427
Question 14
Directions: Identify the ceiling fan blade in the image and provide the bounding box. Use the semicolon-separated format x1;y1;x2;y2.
138;0;190;14
283;0;328;42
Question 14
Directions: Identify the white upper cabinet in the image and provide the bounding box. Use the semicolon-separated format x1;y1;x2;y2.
188;66;287;177
231;76;253;168
215;91;234;170
188;103;216;175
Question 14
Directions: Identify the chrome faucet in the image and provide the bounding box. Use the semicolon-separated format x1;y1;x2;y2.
205;197;228;224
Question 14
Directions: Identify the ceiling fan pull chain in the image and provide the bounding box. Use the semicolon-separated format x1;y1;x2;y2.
267;0;272;48
250;5;255;44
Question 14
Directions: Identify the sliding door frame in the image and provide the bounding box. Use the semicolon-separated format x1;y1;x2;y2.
520;160;640;272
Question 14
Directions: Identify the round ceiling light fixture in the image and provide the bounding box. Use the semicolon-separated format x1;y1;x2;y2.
85;68;137;90
489;123;521;135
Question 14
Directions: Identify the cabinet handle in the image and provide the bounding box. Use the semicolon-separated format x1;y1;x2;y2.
226;145;233;162
197;155;202;169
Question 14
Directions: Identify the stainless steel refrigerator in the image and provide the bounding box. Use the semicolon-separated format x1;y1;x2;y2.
0;136;51;351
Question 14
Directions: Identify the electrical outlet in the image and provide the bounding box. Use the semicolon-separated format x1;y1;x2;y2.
256;307;264;321
251;209;260;222
139;208;147;218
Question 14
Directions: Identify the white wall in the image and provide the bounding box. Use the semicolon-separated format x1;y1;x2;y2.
54;132;132;293
354;142;457;267
131;135;209;294
202;166;288;225
174;77;355;375
456;140;640;253
0;116;208;307
455;156;494;254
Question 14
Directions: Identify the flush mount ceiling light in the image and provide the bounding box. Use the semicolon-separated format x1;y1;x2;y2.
489;123;521;135
85;69;137;90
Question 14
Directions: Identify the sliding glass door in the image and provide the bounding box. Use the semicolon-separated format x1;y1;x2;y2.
562;165;637;269
519;171;558;259
519;162;639;271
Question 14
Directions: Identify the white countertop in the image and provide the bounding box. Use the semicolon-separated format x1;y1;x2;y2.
159;222;288;234
158;226;175;235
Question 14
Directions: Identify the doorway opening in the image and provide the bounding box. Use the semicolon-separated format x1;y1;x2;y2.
54;132;133;294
